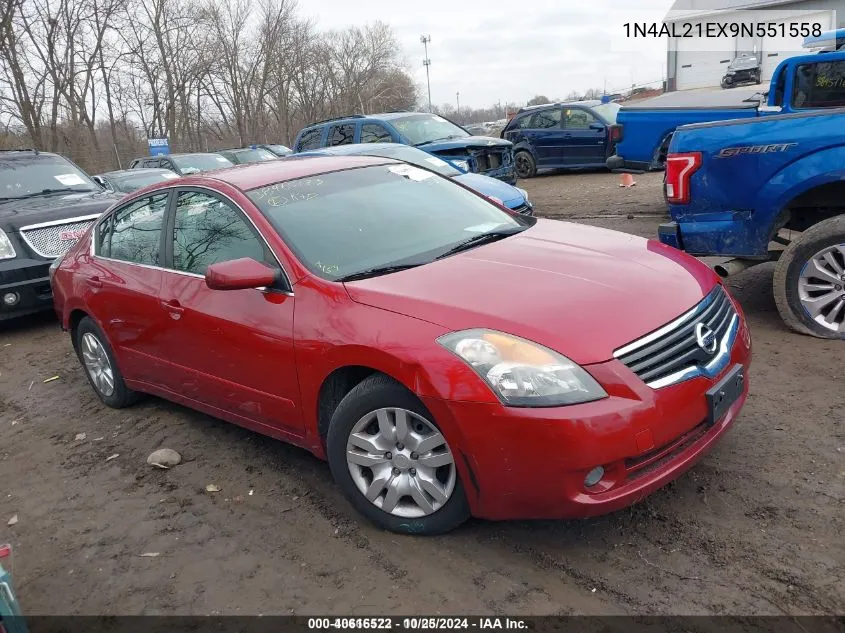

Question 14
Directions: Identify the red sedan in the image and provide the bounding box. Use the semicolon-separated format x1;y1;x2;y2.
51;156;752;534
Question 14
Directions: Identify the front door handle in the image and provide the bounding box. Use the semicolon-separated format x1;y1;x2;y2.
161;299;184;318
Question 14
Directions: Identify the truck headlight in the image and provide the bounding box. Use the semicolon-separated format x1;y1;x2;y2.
0;228;16;260
516;187;529;202
452;159;470;172
437;329;607;407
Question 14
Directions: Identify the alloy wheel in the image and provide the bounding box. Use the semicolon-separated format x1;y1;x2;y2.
345;407;456;518
81;332;115;397
798;243;845;333
515;153;532;178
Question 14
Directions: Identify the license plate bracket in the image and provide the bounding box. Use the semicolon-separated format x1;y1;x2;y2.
706;363;745;426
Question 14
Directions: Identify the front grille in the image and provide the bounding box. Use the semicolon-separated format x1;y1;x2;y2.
615;285;737;388
19;216;98;258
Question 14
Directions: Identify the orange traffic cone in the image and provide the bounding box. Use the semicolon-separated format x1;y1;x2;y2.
619;173;636;188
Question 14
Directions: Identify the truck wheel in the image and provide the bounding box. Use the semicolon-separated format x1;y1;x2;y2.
514;151;536;179
773;215;845;339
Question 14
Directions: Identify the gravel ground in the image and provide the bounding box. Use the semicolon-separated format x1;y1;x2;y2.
1;170;842;616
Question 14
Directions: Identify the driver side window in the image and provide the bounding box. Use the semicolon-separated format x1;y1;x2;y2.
171;190;272;276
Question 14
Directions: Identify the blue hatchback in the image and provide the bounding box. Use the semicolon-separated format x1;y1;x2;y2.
293;112;516;184
295;143;533;215
501;100;622;178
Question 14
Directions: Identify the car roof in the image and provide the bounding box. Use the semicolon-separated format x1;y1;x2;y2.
192;155;396;190
134;152;221;160
302;111;431;130
517;100;602;114
100;168;171;177
298;142;408;156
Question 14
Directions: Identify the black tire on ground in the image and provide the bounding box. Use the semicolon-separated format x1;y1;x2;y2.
514;151;536;179
773;215;845;339
326;373;470;535
74;316;141;408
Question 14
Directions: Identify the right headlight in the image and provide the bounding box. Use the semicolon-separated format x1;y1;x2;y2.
437;328;607;407
0;228;16;260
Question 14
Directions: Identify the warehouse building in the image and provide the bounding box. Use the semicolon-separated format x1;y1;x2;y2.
666;0;845;90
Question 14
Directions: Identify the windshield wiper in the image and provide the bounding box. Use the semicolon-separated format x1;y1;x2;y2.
435;226;526;260
413;135;464;147
335;263;425;282
15;187;95;199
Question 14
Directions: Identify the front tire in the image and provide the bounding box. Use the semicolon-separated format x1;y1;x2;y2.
773;215;845;339
326;374;470;535
74;316;140;408
514;151;536;179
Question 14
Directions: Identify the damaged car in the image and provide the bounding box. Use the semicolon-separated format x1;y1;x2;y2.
293;112;516;184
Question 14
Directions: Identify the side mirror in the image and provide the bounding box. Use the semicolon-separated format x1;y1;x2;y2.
589;122;605;131
205;258;278;291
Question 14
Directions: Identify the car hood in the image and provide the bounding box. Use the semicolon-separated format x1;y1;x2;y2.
0;190;120;229
453;172;525;207
419;136;512;152
343;219;718;365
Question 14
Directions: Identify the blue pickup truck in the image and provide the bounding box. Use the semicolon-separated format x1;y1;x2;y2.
607;29;845;173
659;50;845;339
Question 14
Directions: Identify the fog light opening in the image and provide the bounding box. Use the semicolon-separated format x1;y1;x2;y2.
3;292;20;307
584;466;605;488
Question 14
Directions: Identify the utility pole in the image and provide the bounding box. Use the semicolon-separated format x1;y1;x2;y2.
421;35;432;112
456;91;460;116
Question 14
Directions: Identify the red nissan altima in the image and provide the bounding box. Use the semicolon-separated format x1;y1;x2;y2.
51;156;752;534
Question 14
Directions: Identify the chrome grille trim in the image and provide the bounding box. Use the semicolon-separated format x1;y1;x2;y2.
614;285;739;389
19;213;100;259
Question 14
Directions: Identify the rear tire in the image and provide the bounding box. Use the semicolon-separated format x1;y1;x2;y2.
74;316;141;408
773;215;845;339
514;151;536;179
326;374;470;535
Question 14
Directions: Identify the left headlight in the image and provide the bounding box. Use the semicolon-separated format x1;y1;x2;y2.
437;329;607;407
0;228;16;260
516;187;529;202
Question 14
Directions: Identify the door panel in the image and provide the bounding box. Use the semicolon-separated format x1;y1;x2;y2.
524;108;563;165
86;193;170;386
560;108;607;166
157;189;303;434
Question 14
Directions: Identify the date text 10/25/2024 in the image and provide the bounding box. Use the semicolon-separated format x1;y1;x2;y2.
307;618;528;630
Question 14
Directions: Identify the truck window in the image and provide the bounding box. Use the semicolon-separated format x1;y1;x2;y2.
328;124;355;146
792;60;845;108
361;123;392;143
297;127;322;151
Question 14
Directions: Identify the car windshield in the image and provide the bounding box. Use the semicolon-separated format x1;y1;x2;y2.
247;164;530;281
591;102;622;123
389;114;470;146
172;154;233;174
264;144;291;155
111;170;178;193
232;148;277;163
0;154;98;199
352;146;461;177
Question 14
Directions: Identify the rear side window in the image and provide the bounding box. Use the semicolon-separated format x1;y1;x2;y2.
361;123;393;143
171;190;270;275
529;109;561;129
297;127;323;151
328;124;355;146
143;159;160;168
513;115;533;129
792;61;845;108
104;193;168;265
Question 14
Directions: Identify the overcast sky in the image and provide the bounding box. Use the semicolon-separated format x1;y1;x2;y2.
305;0;675;109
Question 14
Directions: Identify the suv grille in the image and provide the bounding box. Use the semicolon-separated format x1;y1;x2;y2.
614;285;738;388
19;215;99;259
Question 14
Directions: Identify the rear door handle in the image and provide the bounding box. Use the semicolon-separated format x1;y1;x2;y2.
89;275;102;288
161;299;184;316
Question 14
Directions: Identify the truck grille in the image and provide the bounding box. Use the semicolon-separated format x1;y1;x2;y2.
614;285;737;388
19;215;99;259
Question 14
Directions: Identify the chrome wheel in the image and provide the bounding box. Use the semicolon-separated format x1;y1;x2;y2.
798;244;845;333
81;332;115;397
346;407;456;518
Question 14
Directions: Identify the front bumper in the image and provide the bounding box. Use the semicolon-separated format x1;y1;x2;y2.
421;313;752;521
0;258;53;321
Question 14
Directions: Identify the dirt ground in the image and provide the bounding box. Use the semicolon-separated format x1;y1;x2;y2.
1;171;843;616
